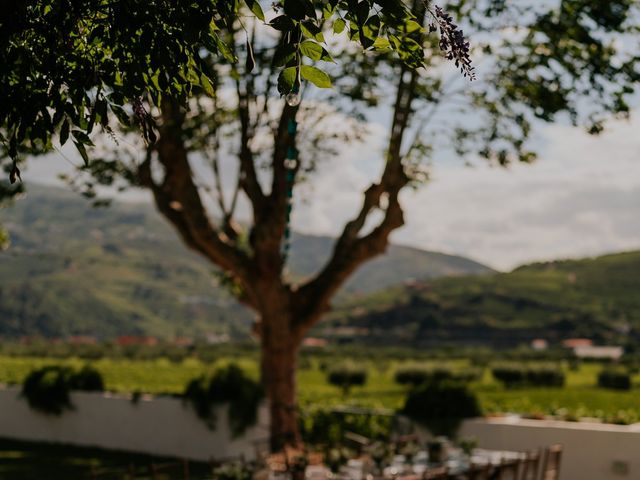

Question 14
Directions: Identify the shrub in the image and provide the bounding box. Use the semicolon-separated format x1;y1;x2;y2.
327;363;367;395
401;381;482;438
526;365;565;387
69;365;104;391
598;368;632;391
300;407;393;446
21;365;105;415
491;363;564;388
394;364;481;386
183;363;263;436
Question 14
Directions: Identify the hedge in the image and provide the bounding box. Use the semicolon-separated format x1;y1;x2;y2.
598;368;632;391
491;363;565;388
394;364;482;386
327;363;367;395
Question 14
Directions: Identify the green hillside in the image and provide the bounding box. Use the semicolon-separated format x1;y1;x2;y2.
0;184;491;339
329;251;640;347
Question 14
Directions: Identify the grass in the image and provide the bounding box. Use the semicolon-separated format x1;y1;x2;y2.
1;355;638;423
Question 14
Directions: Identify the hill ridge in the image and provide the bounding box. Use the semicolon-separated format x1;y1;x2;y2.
0;183;492;339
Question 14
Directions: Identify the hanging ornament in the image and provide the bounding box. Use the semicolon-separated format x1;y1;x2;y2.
285;91;301;107
281;95;299;263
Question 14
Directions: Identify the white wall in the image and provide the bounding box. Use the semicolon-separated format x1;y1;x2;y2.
0;387;269;462
459;416;640;480
3;385;640;479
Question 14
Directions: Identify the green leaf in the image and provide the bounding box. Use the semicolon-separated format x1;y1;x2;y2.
278;67;298;95
270;15;295;32
60;119;70;146
244;0;265;21
246;40;256;73
373;37;391;50
354;1;370;26
72;129;94;146
405;20;423;34
272;43;297;67
333;18;346;34
74;140;89;166
300;40;323;61
284;0;313;20
300;65;332;88
301;21;325;42
201;73;215;96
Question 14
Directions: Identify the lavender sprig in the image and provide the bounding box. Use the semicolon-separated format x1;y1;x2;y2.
431;6;476;80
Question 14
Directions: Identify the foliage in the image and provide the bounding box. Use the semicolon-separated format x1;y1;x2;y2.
3;353;640;425
598;368;632;391
401;380;482;438
327;363;367;395
330;250;640;347
0;0;454;183
183;364;263;436
300;407;393;446
21;365;104;415
211;461;254;480
491;364;565;389
69;365;105;391
394;364;481;386
0;185;488;339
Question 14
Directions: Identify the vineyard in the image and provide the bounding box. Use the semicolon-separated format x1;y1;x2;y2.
1;354;639;424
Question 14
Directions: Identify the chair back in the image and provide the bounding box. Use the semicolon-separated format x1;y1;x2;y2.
495;458;521;480
520;449;541;480
466;463;491;480
541;444;563;480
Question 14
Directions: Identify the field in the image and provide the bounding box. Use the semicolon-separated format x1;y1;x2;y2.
1;354;639;424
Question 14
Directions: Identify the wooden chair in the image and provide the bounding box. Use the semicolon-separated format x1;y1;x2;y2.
519;450;541;480
465;463;491;480
540;445;562;480
423;466;449;479
494;458;521;480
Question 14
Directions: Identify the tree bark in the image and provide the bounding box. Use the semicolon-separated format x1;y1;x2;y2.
258;292;302;451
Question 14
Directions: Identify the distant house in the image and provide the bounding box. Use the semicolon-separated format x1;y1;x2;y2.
68;335;98;345
204;333;230;345
530;338;548;351
562;338;593;349
573;346;624;360
116;336;159;347
173;337;194;347
302;337;328;348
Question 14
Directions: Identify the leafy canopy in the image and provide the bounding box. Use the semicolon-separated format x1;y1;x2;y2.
0;0;463;184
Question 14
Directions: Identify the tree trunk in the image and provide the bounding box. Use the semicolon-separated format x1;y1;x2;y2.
259;302;303;452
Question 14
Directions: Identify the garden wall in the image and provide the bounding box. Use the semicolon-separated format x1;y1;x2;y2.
3;384;640;479
0;386;269;462
459;416;640;480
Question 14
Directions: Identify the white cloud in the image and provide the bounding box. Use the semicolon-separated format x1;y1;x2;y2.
291;114;640;271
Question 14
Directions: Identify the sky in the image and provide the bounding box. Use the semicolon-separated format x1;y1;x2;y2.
293;113;640;271
21;109;640;272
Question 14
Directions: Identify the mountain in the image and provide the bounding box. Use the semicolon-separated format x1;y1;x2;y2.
327;251;640;347
0;184;491;339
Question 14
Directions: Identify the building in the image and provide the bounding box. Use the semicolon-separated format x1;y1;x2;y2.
573;346;624;360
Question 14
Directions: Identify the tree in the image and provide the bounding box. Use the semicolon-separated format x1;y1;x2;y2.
2;0;639;451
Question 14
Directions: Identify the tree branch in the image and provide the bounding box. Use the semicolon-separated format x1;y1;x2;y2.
292;38;422;336
232;24;266;217
139;99;258;308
